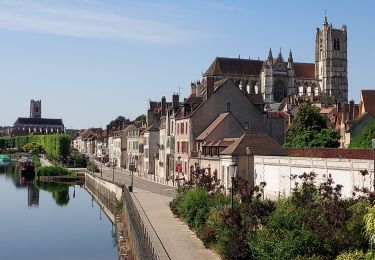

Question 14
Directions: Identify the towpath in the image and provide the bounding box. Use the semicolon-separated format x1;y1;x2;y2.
93;166;220;260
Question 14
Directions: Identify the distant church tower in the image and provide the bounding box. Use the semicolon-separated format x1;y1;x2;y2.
315;16;348;102
30;100;42;118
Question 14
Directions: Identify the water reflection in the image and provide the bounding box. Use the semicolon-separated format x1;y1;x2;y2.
0;163;78;207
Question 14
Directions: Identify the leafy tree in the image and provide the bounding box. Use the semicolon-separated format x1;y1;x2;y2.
285;103;340;148
106;116;131;130
135;114;146;123
349;120;375;148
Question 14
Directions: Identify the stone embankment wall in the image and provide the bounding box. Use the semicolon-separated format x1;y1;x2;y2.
85;173;123;201
85;173;132;260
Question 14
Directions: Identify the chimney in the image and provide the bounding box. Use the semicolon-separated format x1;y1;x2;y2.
205;76;214;100
172;93;179;109
349;100;354;120
161;96;166;116
191;82;197;96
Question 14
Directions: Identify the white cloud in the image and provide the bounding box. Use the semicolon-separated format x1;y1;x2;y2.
0;0;195;44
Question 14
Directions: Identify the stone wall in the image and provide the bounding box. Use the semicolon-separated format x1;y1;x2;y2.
255;154;375;200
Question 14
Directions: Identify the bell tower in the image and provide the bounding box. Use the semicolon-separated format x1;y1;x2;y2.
30;100;42;118
315;16;348;102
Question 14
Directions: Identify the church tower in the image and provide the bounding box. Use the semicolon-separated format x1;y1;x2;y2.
30;100;41;118
315;16;348;102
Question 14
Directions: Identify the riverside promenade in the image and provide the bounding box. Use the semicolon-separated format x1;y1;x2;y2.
93;166;220;260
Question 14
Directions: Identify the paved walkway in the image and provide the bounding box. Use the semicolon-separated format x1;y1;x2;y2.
94;166;220;260
40;156;52;166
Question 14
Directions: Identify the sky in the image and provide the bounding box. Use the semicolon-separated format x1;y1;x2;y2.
0;0;374;129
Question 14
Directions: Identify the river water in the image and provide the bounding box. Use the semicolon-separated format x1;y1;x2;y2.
0;162;117;260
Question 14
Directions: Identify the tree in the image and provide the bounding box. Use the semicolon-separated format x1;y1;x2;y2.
349;120;375;148
135;114;146;123
284;103;340;148
106;116;131;130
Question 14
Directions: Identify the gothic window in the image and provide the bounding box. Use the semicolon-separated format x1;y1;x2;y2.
273;80;287;102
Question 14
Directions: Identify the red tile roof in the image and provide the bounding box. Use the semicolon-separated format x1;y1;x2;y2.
362;90;375;116
220;133;287;156
287;148;373;160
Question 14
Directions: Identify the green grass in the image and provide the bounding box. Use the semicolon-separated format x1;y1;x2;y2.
36;166;75;177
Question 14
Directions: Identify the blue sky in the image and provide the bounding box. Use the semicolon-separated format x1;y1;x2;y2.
0;0;374;129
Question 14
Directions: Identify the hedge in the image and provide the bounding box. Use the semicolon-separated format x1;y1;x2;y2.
0;134;70;160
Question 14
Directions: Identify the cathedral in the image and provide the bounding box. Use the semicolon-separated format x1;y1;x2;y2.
11;100;65;136
198;16;348;104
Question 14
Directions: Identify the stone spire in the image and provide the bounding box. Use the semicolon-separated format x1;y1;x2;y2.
267;48;273;61
288;49;293;68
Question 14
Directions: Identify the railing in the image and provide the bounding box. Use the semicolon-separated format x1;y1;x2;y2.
122;187;171;260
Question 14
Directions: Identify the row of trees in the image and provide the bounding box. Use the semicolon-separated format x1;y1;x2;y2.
0;134;70;160
170;173;375;259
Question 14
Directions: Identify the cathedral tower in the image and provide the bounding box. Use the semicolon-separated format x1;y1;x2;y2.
315;16;348;102
30;100;41;118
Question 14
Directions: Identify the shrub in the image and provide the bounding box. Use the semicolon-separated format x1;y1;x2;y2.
336;250;375;260
36;166;74;177
87;161;99;172
32;155;41;168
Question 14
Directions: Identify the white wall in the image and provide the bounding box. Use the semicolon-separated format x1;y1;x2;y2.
255;155;374;199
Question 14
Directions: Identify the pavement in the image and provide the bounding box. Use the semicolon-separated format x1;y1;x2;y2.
93;166;220;260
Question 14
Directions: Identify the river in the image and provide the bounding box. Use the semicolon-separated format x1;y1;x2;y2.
0;162;118;260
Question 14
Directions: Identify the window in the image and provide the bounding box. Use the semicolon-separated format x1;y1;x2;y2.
181;122;184;134
226;101;231;112
177;141;180;153
177;123;179;134
185;122;188;133
333;38;341;51
244;122;249;132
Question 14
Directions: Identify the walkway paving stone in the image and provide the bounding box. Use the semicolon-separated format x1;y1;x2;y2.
94;166;220;260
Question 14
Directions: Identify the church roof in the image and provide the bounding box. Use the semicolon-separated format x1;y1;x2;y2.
205;57;315;79
293;63;315;79
14;117;63;126
204;57;263;76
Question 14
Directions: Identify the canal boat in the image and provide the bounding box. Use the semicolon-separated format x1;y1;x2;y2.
19;160;35;177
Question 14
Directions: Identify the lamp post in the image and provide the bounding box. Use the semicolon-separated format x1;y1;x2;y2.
176;156;181;188
112;158;115;182
229;161;237;212
100;156;103;178
246;146;251;181
372;139;375;191
129;157;135;192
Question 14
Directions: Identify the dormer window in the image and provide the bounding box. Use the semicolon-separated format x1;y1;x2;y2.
226;101;231;112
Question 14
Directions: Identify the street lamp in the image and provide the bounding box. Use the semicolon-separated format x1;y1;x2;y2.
372;138;375;191
176;156;181;188
100;156;103;178
229;161;237;212
246;146;251;181
112;158;115;182
129;157;135;192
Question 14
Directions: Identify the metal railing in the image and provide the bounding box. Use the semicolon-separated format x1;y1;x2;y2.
122;186;171;260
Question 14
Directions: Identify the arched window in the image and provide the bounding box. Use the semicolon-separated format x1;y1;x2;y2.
273;80;287;102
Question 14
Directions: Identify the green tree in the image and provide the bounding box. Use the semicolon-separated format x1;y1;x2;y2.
285;103;340;148
349;120;375;148
135;114;146;123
